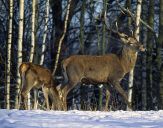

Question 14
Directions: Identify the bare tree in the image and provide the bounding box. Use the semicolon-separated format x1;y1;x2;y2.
15;0;24;109
127;0;142;110
52;0;72;76
29;0;36;63
6;0;13;109
40;0;49;65
33;0;50;110
27;0;37;110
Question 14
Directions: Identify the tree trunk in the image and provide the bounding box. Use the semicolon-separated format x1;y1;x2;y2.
126;0;131;26
126;0;132;110
98;0;108;111
33;0;39;110
158;0;163;109
128;0;142;111
29;0;36;63
79;0;86;110
141;1;148;110
79;0;85;54
35;0;49;110
15;0;24;109
50;0;79;74
26;0;36;110
146;0;154;110
40;0;49;65
95;13;101;110
102;0;107;55
6;0;13;109
52;0;72;76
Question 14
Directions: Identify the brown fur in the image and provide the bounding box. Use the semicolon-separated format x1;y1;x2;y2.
19;62;57;110
59;32;145;111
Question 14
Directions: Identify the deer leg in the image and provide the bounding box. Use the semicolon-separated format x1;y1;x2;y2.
33;89;38;110
21;91;28;110
60;81;78;111
42;86;50;110
61;95;67;111
52;97;61;110
48;88;55;110
105;88;110;111
112;81;132;110
49;86;63;110
104;84;111;111
49;88;58;110
21;86;32;110
58;91;68;111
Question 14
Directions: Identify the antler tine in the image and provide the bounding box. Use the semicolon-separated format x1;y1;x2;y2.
103;10;128;39
114;21;125;37
103;14;120;35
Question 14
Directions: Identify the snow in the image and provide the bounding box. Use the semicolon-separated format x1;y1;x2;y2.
0;110;163;128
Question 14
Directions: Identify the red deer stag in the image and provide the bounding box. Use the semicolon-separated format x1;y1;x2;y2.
58;32;145;111
19;62;60;110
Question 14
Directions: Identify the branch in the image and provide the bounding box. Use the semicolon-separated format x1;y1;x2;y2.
116;1;157;37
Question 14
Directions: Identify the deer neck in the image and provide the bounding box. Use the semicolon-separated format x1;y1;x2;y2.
119;46;138;73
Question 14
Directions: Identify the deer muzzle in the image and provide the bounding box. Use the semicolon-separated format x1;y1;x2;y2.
139;45;146;52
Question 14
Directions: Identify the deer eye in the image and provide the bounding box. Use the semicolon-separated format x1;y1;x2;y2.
124;35;128;39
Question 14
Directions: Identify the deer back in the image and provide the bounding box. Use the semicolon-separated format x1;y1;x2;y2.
19;62;53;88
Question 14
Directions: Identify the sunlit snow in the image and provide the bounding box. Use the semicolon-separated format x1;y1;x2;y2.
0;109;163;128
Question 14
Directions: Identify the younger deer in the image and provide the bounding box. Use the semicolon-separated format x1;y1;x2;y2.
19;62;58;110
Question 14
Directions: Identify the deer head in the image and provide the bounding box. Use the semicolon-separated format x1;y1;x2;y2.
117;32;146;52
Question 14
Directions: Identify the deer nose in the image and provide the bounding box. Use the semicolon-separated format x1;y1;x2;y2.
139;45;146;52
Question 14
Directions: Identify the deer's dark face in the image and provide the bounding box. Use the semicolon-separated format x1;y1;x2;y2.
118;33;146;52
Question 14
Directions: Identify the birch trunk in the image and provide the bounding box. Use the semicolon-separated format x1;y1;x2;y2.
33;0;39;110
52;0;72;76
40;0;49;65
34;0;49;110
30;0;36;63
27;0;36;110
126;0;131;110
15;0;24;109
127;0;142;110
6;0;13;109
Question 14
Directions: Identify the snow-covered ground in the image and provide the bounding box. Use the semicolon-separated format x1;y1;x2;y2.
0;109;163;128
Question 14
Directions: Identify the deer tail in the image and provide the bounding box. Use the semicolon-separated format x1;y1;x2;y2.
61;60;69;86
19;63;30;89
